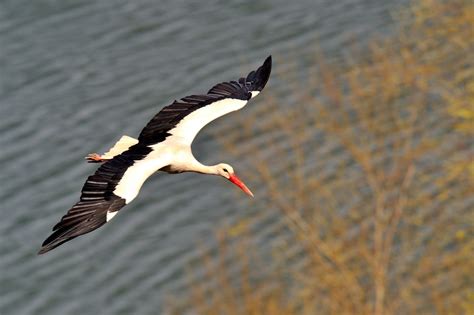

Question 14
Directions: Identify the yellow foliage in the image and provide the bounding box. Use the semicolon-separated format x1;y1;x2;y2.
166;0;473;314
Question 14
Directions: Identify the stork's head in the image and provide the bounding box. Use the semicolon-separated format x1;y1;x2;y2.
216;163;254;197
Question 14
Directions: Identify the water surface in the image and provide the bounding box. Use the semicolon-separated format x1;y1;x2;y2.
0;1;405;314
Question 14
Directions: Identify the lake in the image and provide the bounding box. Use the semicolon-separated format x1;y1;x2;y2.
0;1;406;314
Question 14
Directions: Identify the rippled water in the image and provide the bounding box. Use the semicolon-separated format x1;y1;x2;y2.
0;1;405;314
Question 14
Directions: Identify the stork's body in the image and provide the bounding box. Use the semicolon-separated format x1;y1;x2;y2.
38;56;272;254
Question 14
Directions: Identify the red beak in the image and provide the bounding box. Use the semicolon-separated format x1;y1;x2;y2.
228;174;254;197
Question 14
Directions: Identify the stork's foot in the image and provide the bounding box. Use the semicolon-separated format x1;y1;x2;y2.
85;153;108;163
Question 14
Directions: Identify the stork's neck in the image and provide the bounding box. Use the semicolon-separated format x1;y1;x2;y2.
185;160;219;175
167;151;219;175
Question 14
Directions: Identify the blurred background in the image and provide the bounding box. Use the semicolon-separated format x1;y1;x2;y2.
0;0;472;314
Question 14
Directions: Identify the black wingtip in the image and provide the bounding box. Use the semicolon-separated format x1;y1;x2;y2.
37;228;90;255
38;238;58;255
261;55;272;86
247;55;272;92
38;247;50;255
263;55;272;68
37;230;69;255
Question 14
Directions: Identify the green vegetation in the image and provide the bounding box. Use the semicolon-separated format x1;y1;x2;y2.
167;1;473;314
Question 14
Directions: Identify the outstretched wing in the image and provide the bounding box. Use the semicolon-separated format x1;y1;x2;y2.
138;55;272;146
38;143;169;254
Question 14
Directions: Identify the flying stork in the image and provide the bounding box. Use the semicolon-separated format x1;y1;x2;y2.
38;56;272;254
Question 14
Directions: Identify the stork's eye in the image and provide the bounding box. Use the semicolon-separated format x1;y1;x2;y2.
223;168;228;173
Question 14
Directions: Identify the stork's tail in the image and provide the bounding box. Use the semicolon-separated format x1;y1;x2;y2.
86;135;139;163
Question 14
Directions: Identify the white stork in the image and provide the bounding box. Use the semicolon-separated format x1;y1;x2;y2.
38;56;272;254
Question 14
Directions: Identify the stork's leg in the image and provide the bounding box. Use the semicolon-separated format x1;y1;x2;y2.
85;153;109;163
